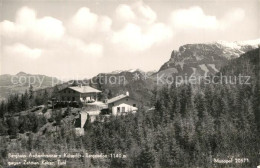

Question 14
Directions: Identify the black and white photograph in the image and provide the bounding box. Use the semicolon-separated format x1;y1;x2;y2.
0;0;259;167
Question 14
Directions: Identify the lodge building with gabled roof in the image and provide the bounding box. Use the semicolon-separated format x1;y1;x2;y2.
58;85;101;102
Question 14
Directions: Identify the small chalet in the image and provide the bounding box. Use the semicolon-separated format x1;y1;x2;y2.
107;92;139;115
58;85;101;102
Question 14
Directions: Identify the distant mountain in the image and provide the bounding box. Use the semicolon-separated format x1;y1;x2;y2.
90;69;156;106
155;39;260;79
20;69;156;106
2;40;258;103
0;72;62;100
108;69;156;76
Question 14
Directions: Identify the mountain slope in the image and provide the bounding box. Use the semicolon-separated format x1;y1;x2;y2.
0;72;62;100
155;39;260;78
90;69;155;106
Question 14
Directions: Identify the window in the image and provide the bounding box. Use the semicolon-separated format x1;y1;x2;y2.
117;107;120;112
122;107;125;112
126;99;128;101
68;90;70;93
64;90;66;93
133;104;136;107
67;97;70;101
62;97;64;101
72;97;75;101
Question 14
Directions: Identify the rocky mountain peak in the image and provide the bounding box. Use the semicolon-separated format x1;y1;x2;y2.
170;50;180;59
156;39;260;79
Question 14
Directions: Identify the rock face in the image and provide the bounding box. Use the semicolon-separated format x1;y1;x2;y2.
156;40;260;78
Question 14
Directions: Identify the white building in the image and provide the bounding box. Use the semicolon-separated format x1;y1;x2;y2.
107;92;139;115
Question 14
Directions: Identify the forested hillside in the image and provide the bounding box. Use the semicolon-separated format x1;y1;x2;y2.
0;48;259;168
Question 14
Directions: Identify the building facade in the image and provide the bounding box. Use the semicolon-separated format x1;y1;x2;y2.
58;85;101;102
107;92;139;115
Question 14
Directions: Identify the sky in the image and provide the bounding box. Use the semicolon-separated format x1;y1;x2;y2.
0;0;259;79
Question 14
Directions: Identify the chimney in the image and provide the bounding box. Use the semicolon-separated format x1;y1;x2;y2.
126;91;129;96
79;84;82;88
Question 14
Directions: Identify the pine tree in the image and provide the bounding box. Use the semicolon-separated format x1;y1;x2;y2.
6;117;18;138
135;145;155;168
20;90;30;110
0;120;8;135
108;89;113;99
43;90;49;105
194;93;205;120
0;101;6;118
52;85;59;99
29;84;34;99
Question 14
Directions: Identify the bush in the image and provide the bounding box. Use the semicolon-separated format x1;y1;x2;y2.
48;118;54;123
42;107;48;113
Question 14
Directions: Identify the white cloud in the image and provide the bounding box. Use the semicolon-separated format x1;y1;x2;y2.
170;6;245;30
71;7;98;32
64;37;103;57
1;6;104;59
112;2;172;51
69;7;112;37
134;1;157;24
170;6;218;29
115;2;157;24
4;43;42;59
35;17;65;40
83;43;103;56
116;4;136;21
16;6;36;25
0;6;65;42
111;23;172;51
98;16;112;32
148;23;173;42
0;20;21;38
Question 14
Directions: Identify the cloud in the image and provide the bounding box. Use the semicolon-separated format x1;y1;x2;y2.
170;6;218;29
111;23;172;51
116;4;136;21
4;43;42;59
16;6;36;25
0;6;65;42
170;6;245;30
71;7;98;32
1;6;105;59
83;43;103;56
115;2;157;24
99;16;112;32
63;37;103;57
69;7;112;37
112;2;170;51
75;42;103;57
35;17;65;40
133;1;157;24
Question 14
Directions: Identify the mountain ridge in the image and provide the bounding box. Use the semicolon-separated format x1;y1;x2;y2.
0;73;62;101
1;39;259;100
156;39;260;78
